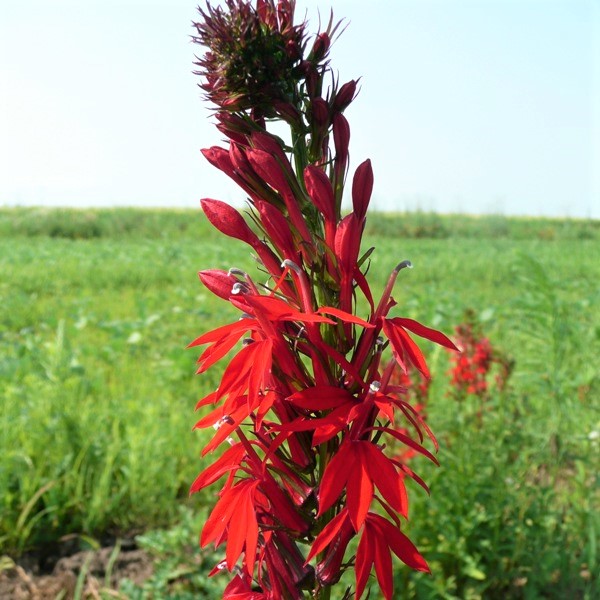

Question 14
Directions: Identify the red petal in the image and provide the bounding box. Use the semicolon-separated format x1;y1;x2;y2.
287;386;355;411
316;306;374;328
189;443;245;494
305;508;350;563
243;492;259;576
372;523;394;600
361;442;406;517
317;442;352;515
370;426;439;466
243;295;333;324
201;486;240;547
390;317;459;351
383;320;430;378
346;446;373;531
187;320;253;348
196;333;241;373
353;267;375;313
374;515;430;573
355;525;374;600
250;131;294;176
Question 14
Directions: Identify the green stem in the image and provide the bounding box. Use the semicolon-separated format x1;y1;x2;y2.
291;127;309;180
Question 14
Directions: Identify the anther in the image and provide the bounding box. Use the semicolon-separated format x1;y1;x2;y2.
369;381;381;393
395;260;413;272
232;282;249;295
281;259;302;275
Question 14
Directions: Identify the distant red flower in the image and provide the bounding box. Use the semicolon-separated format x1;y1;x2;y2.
448;313;513;402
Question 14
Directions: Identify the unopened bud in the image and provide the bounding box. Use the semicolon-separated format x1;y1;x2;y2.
311;32;330;62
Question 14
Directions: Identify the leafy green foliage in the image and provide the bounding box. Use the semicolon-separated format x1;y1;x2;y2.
0;208;598;597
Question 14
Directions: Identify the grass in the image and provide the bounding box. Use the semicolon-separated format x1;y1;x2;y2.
0;208;598;598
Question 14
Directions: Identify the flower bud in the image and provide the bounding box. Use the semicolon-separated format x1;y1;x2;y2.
201;198;259;247
197;269;237;300
311;32;330;62
310;97;330;128
352;159;374;222
333;113;350;164
333;79;358;112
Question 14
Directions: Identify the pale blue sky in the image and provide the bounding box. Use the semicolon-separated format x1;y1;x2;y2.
1;0;598;217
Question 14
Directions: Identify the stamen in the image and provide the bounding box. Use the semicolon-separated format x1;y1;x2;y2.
228;268;247;277
369;381;381;393
281;259;302;275
232;282;249;295
395;260;413;272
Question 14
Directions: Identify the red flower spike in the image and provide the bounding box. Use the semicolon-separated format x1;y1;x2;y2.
191;3;457;595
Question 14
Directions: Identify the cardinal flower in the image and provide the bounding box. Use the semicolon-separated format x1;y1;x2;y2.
190;2;458;598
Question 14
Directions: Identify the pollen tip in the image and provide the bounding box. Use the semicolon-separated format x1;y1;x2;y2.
228;268;247;277
395;260;413;272
231;282;248;295
369;381;381;393
281;259;302;274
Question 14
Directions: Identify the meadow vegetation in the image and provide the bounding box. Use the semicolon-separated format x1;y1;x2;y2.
0;207;598;598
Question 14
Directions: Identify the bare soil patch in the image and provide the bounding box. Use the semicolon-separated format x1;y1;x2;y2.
0;542;153;599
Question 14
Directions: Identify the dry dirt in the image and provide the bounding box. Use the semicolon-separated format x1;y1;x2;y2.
0;543;153;599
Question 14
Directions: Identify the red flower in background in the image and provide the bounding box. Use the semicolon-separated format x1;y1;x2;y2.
448;312;514;402
189;2;458;598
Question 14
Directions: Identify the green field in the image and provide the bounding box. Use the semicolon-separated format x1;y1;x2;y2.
1;208;598;598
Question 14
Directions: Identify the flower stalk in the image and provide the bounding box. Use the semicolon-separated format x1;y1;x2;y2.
189;2;458;598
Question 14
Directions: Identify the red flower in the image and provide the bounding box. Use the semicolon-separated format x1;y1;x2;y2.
190;2;458;597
